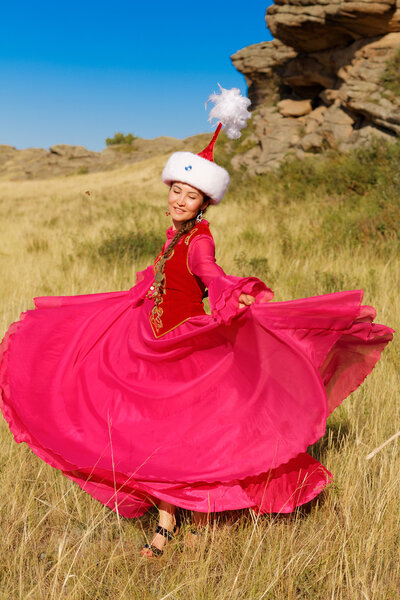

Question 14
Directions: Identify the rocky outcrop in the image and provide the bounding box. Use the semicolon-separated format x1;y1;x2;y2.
231;1;400;173
228;39;297;106
267;0;400;52
3;2;400;180
0;135;211;181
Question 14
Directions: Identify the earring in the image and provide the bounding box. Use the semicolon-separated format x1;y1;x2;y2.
195;210;203;223
165;208;170;216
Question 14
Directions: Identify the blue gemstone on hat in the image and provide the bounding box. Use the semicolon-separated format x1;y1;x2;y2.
185;165;192;171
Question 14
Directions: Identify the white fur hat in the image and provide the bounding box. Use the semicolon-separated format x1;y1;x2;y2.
162;85;251;205
162;125;230;204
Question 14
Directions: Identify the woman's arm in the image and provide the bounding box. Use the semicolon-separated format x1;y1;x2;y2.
188;235;273;323
187;235;226;285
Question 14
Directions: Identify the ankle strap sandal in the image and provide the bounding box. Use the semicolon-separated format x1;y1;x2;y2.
155;524;177;541
142;520;180;557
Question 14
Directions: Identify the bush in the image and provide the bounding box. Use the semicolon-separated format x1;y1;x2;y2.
80;230;164;265
77;166;89;175
380;48;400;96
105;132;137;146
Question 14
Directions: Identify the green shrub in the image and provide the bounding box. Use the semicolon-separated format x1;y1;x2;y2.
256;136;400;256
380;48;400;95
234;251;275;283
80;230;164;264
105;132;137;146
77;166;89;175
110;144;137;153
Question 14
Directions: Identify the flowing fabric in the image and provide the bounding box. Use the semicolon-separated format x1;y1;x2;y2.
0;223;394;517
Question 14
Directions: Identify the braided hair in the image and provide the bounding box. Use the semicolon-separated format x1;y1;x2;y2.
149;193;210;303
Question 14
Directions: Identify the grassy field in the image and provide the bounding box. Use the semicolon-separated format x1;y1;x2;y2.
0;138;399;599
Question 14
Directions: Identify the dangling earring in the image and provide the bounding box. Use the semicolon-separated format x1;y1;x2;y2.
165;207;170;216
195;210;203;223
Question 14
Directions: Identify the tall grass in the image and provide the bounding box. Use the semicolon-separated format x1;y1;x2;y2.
0;141;399;599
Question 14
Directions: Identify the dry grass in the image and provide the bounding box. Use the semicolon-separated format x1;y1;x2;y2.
0;148;399;599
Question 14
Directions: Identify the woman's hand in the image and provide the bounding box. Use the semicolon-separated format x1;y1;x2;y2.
238;293;256;309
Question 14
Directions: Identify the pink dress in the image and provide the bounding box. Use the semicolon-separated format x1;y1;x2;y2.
0;220;394;517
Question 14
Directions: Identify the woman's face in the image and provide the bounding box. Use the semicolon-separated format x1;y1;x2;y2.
168;182;209;228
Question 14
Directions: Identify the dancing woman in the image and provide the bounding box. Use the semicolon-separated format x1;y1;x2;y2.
0;87;394;558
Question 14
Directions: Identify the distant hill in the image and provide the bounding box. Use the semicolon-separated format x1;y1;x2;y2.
0;133;212;181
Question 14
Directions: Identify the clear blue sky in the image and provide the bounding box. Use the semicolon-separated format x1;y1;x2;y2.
0;1;274;151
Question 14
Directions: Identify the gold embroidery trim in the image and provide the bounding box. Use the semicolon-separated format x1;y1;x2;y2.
148;249;174;334
186;230;212;276
150;315;193;338
184;227;198;245
148;229;209;336
149;300;164;334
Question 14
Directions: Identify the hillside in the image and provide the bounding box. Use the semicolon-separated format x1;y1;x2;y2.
0;133;211;181
0;136;399;599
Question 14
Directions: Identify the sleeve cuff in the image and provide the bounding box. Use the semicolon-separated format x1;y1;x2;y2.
209;275;274;326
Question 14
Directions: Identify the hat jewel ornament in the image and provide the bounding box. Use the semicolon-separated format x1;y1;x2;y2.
162;84;252;204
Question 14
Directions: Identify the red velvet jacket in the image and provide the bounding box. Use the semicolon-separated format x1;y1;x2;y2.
147;221;212;337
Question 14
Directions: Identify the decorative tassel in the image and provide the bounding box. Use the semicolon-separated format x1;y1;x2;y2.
206;84;252;140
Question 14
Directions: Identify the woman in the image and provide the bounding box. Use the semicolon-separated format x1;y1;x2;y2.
140;176;262;557
0;89;394;559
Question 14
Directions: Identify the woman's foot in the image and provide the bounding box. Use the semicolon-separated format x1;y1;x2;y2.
141;503;178;558
184;510;210;550
141;523;178;558
184;526;205;550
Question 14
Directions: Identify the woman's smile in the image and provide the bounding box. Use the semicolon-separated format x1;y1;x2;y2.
168;181;209;229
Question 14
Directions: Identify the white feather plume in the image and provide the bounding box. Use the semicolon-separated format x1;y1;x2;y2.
206;84;252;140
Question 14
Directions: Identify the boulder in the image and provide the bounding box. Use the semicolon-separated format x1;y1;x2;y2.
319;105;357;147
231;39;297;107
300;132;325;152
277;99;313;117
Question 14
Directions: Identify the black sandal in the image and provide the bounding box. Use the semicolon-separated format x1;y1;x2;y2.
141;514;180;557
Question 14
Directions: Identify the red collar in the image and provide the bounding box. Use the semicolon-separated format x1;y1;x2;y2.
166;220;209;241
166;226;176;241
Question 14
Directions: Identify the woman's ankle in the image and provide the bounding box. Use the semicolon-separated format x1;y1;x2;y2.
158;511;177;533
143;504;178;552
191;510;210;527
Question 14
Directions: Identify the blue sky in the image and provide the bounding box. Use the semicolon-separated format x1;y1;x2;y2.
0;1;273;151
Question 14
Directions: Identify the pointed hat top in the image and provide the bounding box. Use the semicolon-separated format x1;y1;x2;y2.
197;123;223;162
161;85;252;204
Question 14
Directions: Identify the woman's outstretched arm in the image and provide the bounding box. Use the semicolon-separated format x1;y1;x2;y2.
188;235;273;322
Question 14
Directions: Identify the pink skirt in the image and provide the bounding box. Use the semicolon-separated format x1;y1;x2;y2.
0;286;394;517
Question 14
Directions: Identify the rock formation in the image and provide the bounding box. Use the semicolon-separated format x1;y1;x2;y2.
231;0;400;173
3;1;400;180
0;135;210;181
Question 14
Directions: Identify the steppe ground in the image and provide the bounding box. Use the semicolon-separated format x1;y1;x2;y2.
0;143;399;599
